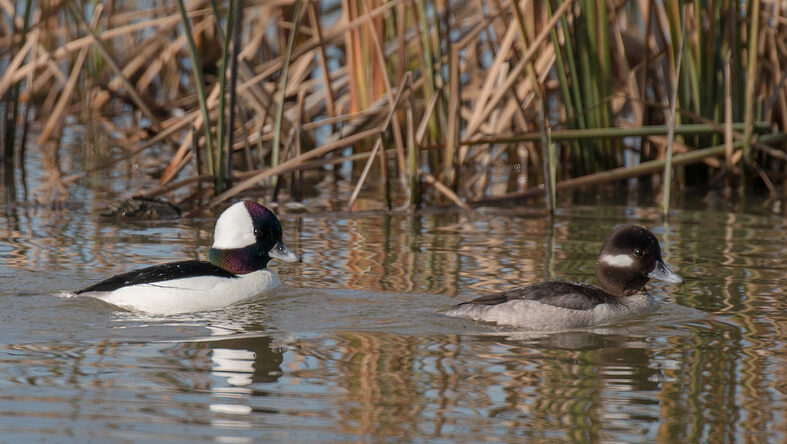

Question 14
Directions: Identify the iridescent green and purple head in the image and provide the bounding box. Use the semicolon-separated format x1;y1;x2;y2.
208;201;300;274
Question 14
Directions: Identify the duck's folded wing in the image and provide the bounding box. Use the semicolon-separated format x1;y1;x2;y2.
77;260;237;293
454;281;618;311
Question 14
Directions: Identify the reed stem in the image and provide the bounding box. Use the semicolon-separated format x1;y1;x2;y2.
215;0;237;194
742;0;761;166
176;0;216;182
271;0;304;190
662;7;686;217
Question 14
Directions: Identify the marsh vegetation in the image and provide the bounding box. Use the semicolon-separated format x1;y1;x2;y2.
1;0;786;212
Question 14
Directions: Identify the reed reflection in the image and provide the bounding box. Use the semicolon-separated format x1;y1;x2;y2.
288;330;667;442
289;211;556;297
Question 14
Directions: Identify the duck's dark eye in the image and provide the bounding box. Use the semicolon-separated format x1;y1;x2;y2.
254;228;260;237
634;249;643;257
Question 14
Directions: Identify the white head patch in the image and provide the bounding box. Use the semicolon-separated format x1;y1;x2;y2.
212;202;256;249
599;254;634;267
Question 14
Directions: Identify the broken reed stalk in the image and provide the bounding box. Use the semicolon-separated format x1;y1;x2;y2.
423;173;471;211
461;123;771;145
0;31;35;101
141;174;216;198
209;127;382;208
662;7;686;217
414;88;471;211
347;138;384;209
347;72;412;210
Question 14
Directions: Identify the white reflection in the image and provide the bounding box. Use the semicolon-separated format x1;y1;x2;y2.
211;348;255;387
209;404;254;415
203;324;260;438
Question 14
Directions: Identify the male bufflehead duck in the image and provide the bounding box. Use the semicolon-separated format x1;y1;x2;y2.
445;225;683;330
77;200;301;315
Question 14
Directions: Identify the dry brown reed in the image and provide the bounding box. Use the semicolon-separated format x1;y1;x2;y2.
1;0;786;211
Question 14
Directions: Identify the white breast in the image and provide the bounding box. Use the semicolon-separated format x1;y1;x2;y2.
445;293;658;330
85;269;282;315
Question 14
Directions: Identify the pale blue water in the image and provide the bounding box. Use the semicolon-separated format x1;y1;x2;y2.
0;194;785;442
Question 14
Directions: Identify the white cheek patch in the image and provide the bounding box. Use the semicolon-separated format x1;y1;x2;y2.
599;254;634;267
212;202;256;249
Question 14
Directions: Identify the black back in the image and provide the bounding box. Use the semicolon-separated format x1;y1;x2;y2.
76;260;237;294
454;281;621;311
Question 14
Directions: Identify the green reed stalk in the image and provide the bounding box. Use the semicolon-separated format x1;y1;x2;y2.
743;0;761;165
697;1;716;124
272;0;303;189
407;102;419;209
415;0;436;112
555;2;587;131
176;0;215;181
662;23;685;217
580;1;600;133
226;0;243;185
430;1;445;139
545;0;581;172
548;32;574;123
214;0;237;194
444;44;459;186
729;2;745;120
538;99;553;213
664;1;698;152
414;0;442;173
545;3;574;121
554;0;589;174
574;0;617;172
597;0;616;168
548;138;557;213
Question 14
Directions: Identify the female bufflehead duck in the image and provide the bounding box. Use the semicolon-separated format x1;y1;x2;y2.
77;200;300;315
445;225;683;330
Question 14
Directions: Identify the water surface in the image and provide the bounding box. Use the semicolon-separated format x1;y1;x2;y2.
0;194;785;442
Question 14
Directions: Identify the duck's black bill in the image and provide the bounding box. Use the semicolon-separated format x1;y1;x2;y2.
268;241;301;263
648;260;683;283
